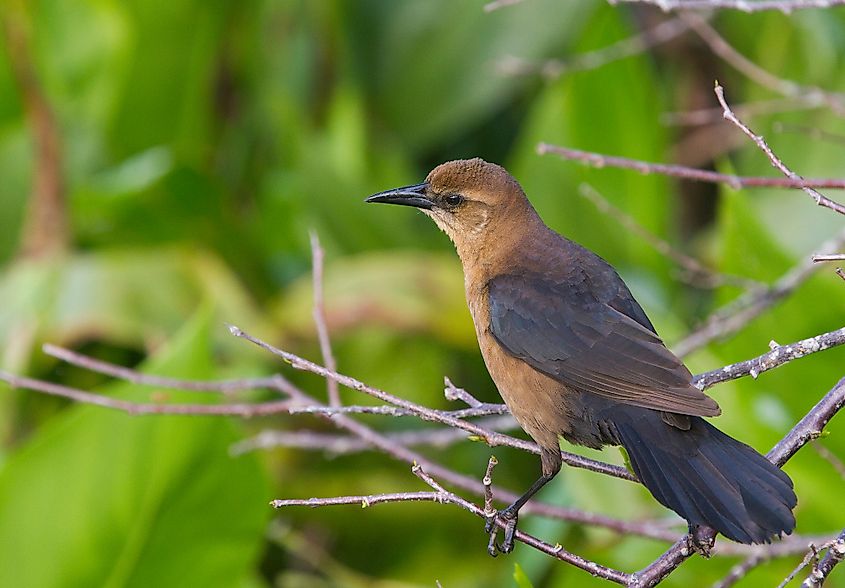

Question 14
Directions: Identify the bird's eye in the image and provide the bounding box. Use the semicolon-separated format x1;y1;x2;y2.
445;193;464;207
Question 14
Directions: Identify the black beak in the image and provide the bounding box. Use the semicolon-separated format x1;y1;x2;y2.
365;182;433;210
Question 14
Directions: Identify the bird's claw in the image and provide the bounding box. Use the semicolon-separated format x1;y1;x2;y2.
688;525;715;558
485;508;519;556
484;510;497;535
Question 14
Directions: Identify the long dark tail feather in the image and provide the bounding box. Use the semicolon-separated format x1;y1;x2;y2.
608;407;796;544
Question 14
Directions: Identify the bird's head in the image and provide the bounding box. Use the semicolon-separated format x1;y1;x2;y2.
366;158;537;253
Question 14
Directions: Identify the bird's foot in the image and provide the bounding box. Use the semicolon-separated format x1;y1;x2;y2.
687;525;715;558
485;506;519;556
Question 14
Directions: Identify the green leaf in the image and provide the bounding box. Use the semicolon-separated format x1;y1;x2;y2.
513;563;535;588
0;308;271;588
364;0;594;150
618;445;633;476
274;250;475;349
0;247;269;372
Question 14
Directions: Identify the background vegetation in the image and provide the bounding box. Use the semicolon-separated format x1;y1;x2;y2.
1;1;844;586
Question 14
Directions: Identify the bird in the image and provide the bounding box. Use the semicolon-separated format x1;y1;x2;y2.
365;158;797;556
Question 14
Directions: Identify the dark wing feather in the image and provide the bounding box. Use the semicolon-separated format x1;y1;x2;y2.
488;269;720;417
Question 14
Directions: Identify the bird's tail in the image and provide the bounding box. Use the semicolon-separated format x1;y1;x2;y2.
609;408;796;544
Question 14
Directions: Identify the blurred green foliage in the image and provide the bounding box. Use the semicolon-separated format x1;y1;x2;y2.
1;1;844;587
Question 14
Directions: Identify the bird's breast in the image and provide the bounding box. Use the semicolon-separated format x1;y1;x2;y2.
465;277;580;450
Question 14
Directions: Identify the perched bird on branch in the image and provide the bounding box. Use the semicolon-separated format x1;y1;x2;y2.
367;158;796;555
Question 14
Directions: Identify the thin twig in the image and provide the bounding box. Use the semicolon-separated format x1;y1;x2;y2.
769;377;845;467
8;321;845;472
803;529;845;587
409;464;631;585
42;343;274;395
227;324;636;482
537;143;845;190
3;339;845;581
715;82;845;215
310;231;341;407
0;370;295;416
0;348;727;542
778;542;826;588
693;327;845;389
0;366;506;419
270;491;445;509
813;254;845;263
608;0;845;12
715;534;845;558
483;455;498;522
444;376;484;408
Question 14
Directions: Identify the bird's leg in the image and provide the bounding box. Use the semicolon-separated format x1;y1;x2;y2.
486;448;562;556
486;473;554;555
688;524;715;557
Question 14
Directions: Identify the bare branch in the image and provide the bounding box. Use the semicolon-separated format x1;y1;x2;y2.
444;376;485;408
482;456;499;522
270;491;446;509
0;370;294;416
607;0;845;12
778;542;826;588
42;343;273;395
768;377;845;465
715;532;845;588
537;143;845;191
269;380;845;586
310;231;341;407
410;464;631;584
693;327;845;389
715;82;845;215
4;330;845;582
803;529;845;587
813;254;845;263
7;318;845;476
226;324;636;482
0;346;713;542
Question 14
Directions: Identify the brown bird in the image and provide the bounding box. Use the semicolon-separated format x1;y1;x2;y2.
366;158;796;555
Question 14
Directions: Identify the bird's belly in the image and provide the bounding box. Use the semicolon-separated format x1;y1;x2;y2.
476;331;607;450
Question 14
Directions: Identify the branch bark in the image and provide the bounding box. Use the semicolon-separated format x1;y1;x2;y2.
537;143;845;191
715;82;845;215
607;0;845;12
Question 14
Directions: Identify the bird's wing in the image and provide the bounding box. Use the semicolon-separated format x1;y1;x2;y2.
487;272;720;417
